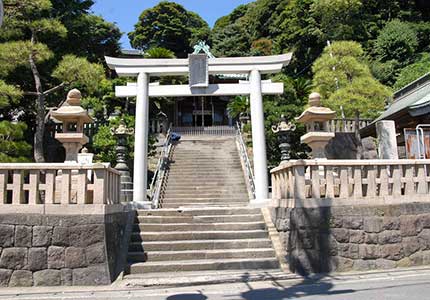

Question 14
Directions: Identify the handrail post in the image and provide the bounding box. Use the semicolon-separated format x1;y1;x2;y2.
293;164;306;207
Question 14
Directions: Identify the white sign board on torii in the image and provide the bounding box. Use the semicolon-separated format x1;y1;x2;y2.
105;53;292;207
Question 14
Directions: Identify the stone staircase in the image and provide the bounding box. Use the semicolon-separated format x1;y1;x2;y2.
162;137;250;208
122;136;283;287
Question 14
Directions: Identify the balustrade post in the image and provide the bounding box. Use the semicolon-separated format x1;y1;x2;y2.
293;165;306;206
12;170;23;204
93;169;107;204
0;170;6;204
28;170;40;205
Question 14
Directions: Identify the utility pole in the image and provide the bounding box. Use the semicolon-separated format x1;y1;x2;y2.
0;0;4;27
327;40;339;90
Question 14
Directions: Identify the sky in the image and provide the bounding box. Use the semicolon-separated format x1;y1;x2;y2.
91;0;254;49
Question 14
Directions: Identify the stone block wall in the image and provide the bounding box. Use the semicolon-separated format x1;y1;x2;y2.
0;211;133;287
271;203;430;275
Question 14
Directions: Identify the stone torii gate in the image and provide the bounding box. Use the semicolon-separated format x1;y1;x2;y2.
105;53;292;206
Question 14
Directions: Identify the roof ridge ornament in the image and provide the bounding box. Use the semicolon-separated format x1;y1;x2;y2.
192;41;215;59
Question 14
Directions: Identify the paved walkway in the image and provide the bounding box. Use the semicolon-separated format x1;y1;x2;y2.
1;267;430;300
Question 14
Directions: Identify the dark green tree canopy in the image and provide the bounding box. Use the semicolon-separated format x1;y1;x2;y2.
128;2;210;58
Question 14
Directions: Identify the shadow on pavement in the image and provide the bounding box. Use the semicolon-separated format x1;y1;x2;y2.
166;291;208;300
238;273;355;300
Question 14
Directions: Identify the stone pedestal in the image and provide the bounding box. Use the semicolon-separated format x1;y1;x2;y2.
376;120;399;159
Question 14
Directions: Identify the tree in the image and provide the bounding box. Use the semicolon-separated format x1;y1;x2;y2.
227;96;250;119
144;47;175;59
311;0;364;41
273;0;324;75
374;20;418;63
211;4;253;57
0;81;32;162
0;0;106;162
211;22;252;57
128;2;210;58
312;41;391;118
0;121;32;162
251;38;273;56
394;52;430;90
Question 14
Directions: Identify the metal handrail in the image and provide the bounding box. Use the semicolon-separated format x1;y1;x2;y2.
236;122;256;199
149;126;173;208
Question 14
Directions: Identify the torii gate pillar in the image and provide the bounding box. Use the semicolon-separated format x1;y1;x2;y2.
134;72;150;205
250;69;269;201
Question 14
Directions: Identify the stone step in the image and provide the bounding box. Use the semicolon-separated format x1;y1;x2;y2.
171;160;240;163
164;185;248;191
166;179;246;184
170;158;240;162
167;170;244;175
136;214;263;224
128;248;276;262
166;176;245;181
135;221;266;232
164;186;248;198
169;161;241;165
164;187;248;193
121;269;293;288
136;207;261;216
168;161;242;166
161;197;248;202
132;230;268;242
162;193;249;199
161;202;249;209
128;238;272;251
128;258;280;273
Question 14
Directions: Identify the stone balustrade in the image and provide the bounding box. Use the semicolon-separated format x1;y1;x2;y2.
327;118;372;133
0;163;121;214
271;159;430;207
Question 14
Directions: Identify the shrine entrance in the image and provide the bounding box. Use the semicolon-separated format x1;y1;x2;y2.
105;51;292;206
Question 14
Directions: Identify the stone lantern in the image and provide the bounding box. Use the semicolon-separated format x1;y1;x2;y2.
296;92;336;159
272;115;296;161
111;119;134;202
51;89;93;162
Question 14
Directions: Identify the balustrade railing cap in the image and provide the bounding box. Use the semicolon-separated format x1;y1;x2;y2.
271;159;430;173
0;163;119;172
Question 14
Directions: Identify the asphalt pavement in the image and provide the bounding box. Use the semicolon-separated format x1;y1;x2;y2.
1;267;430;300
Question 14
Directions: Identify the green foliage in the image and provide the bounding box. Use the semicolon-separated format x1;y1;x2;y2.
394;53;430;90
370;59;401;86
251;38;273;56
144;47;175;59
313;41;391;118
0;41;53;76
52;55;105;94
0;121;32;162
92;116;136;165
129;2;210;58
327;77;391;118
211;22;252;57
264;75;311;164
211;4;252;57
0;80;22;108
311;0;363;41
54;14;121;63
273;0;324;74
375;20;418;63
227;96;250;119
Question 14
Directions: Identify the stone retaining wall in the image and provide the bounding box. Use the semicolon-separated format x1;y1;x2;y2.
271;203;430;275
0;211;134;287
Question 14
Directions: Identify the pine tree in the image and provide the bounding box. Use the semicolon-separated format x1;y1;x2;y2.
0;0;105;162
